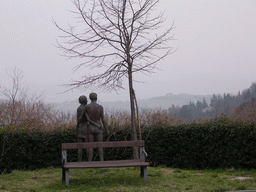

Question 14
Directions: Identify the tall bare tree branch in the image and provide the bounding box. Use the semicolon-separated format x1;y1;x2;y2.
55;0;174;159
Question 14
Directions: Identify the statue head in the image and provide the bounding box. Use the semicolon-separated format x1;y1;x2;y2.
89;92;97;102
78;95;87;104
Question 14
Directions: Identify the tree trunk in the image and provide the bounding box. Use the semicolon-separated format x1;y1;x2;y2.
128;66;139;159
133;91;142;140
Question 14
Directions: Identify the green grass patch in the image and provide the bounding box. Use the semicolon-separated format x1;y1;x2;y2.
1;167;256;191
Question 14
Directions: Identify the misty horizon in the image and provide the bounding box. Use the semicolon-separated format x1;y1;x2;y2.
0;1;255;104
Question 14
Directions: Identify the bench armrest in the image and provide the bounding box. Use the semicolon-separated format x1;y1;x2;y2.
139;147;148;161
142;148;148;157
62;150;67;165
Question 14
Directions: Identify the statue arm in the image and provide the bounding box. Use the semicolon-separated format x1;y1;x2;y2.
85;112;100;128
100;108;109;135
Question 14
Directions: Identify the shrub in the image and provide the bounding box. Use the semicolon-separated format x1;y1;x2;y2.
1;118;256;173
146;119;256;169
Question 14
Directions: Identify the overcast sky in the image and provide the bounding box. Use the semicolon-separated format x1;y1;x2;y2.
1;0;255;103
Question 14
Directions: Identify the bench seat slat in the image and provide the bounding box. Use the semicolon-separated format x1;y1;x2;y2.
62;140;145;149
64;160;149;169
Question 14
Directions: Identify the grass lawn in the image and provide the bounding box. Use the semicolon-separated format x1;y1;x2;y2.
1;166;256;191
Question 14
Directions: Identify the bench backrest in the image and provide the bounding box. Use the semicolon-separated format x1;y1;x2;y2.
62;140;145;150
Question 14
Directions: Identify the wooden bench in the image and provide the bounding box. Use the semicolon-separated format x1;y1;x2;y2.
61;140;149;185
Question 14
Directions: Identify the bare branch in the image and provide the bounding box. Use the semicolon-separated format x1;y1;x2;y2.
55;0;175;159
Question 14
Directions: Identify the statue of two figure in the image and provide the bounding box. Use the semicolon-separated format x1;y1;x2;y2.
76;93;109;162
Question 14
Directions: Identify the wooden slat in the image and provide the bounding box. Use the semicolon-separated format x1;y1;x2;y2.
62;140;145;149
63;160;149;169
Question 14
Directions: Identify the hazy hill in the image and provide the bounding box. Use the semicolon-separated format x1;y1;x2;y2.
54;93;212;114
138;94;211;109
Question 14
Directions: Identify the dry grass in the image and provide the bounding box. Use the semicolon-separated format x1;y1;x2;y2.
2;95;256;132
231;102;256;123
0;100;76;131
105;108;184;132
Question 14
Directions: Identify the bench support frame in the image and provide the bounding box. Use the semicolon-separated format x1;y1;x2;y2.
61;141;149;185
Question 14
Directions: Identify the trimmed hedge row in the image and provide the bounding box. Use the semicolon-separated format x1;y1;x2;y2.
0;127;77;173
0;126;132;173
145;119;256;169
1;119;256;173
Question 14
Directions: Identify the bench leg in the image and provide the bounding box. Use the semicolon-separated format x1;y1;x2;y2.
65;169;69;185
140;166;148;183
144;167;148;183
62;167;65;182
140;166;144;177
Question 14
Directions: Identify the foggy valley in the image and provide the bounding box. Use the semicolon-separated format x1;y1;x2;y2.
55;93;212;114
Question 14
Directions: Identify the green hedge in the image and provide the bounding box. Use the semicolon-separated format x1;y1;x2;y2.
1;119;256;173
145;119;256;169
0;127;77;173
0;126;132;173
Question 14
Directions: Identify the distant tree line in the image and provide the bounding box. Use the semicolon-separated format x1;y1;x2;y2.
168;82;256;121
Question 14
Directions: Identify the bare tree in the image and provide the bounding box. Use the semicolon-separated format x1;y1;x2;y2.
0;67;26;125
0;67;76;130
55;0;174;159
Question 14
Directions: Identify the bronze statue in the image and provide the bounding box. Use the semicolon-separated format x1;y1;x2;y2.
76;95;88;162
77;93;108;161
